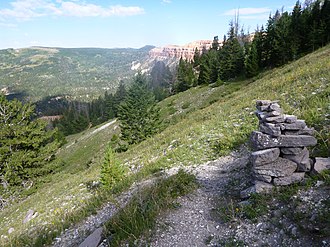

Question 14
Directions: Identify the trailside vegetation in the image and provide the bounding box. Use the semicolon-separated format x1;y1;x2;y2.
100;145;126;189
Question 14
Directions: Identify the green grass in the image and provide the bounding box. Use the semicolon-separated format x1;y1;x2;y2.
0;45;329;246
103;169;197;246
0;120;118;246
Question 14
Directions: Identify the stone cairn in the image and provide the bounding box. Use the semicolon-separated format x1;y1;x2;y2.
241;100;318;198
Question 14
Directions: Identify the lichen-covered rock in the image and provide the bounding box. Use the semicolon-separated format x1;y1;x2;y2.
312;157;330;174
284;115;297;124
279;120;306;131
264;115;285;123
251;131;317;150
251;148;280;166
240;181;274;199
282;127;315;136
259;122;281;137
280;147;304;155
253;173;272;183
79;227;103;247
254;157;297;177
282;147;311;172
273;172;305;186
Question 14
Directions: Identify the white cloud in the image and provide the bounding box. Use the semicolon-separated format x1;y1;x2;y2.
0;22;17;28
0;0;145;21
59;2;145;17
223;7;271;16
162;0;172;4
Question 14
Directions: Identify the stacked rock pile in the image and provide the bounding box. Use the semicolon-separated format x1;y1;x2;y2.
241;100;318;198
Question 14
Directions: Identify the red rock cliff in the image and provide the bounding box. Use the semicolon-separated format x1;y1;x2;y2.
149;40;216;61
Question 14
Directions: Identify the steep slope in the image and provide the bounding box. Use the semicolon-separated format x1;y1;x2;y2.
0;45;329;246
0;46;153;101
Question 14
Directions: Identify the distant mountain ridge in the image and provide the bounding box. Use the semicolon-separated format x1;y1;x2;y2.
0;46;154;102
0;41;215;102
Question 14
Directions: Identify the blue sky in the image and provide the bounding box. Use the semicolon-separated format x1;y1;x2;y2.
0;0;298;49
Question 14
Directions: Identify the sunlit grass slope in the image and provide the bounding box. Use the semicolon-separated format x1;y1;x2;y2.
0;45;329;246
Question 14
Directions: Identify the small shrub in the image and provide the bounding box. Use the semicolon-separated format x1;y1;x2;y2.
241;193;269;221
182;102;190;109
100;144;126;189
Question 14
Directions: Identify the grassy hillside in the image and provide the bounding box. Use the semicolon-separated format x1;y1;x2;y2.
0;46;153;101
0;45;329;246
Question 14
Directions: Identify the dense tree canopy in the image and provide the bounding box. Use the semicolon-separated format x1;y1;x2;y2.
0;95;60;186
172;0;330;91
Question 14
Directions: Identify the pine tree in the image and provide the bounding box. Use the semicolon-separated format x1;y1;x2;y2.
113;80;127;117
193;48;200;67
290;1;303;59
0;95;60;186
208;49;219;84
197;54;211;85
100;144;126;189
245;40;259;78
174;58;196;92
211;36;220;50
218;22;245;80
118;73;161;145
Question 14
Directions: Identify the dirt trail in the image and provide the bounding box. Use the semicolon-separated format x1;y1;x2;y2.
53;147;330;247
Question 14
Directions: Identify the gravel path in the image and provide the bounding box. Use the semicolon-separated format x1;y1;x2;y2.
139;149;330;247
53;147;330;247
143;152;250;247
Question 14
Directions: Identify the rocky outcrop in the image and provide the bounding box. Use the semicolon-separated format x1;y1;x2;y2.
149;40;215;61
241;100;321;198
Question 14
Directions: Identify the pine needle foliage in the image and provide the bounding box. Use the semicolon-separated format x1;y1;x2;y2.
118;73;161;145
0;94;60;187
100;144;126;189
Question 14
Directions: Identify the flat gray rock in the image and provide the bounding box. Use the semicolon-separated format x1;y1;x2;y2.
268;103;282;113
282;127;315;136
273;172;305;186
251;131;317;150
79;227;103;247
256;100;272;106
259;122;281;137
284;115;297;124
280;120;306;131
251;148;280;166
280;147;304;155
312;157;330;174
253;173;272;183
254;157;297;177
240;181;274;199
264;115;285;123
282;147;310;172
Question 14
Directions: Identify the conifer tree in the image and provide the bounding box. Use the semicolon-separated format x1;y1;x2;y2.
211;36;220;50
113;80;127;117
118;73;161;145
100;144;125;189
193;48;200;68
197;54;211;85
174;58;196;92
218;22;244;80
245;41;259;78
0;95;60;186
